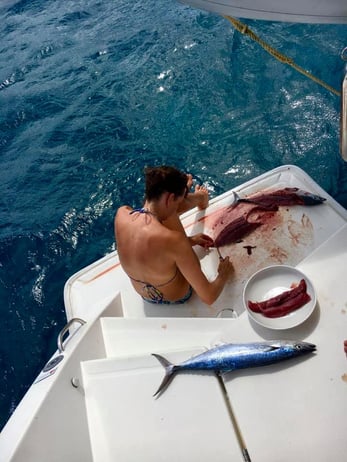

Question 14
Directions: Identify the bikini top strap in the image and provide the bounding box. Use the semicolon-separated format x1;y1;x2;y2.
156;267;178;287
129;207;148;215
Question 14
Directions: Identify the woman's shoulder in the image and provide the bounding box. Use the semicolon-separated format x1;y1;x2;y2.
155;227;191;253
118;205;132;212
115;205;132;218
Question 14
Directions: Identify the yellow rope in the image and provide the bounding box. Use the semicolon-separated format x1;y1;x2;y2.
225;16;341;97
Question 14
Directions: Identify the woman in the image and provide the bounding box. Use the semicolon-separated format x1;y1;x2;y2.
114;165;234;305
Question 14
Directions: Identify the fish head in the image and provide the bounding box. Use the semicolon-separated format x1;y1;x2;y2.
296;190;326;205
275;340;316;355
292;341;316;353
294;342;316;353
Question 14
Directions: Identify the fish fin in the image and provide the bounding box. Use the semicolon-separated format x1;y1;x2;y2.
266;344;283;351
210;339;228;348
152;353;177;398
217;369;233;376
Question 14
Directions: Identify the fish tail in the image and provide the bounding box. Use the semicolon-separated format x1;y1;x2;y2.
152;353;177;397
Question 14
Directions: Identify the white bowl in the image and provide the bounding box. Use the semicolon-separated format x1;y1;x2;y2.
243;265;316;330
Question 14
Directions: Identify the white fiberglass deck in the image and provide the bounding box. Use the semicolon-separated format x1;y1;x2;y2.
70;165;347;461
81;247;347;462
65;165;347;322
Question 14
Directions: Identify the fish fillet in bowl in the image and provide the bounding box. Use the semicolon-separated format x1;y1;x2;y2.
243;265;316;330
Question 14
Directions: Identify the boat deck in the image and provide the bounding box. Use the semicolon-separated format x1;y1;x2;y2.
67;165;347;461
2;165;347;461
65;165;347;320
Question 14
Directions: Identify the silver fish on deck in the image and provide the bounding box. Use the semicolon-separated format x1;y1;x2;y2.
152;340;316;397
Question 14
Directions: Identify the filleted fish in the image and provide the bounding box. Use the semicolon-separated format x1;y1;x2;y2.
213;188;326;247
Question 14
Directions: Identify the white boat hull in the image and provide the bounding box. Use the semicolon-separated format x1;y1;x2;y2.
180;0;347;23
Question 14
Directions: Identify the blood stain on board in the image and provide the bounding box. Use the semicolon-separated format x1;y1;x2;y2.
269;246;288;263
287;214;313;246
243;245;256;255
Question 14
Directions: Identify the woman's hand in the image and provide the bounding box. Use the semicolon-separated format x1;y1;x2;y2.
217;256;235;280
189;233;214;248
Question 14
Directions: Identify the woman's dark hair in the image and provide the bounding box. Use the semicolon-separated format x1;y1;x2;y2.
144;166;188;201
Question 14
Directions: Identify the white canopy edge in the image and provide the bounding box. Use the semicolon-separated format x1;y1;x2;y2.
180;0;347;24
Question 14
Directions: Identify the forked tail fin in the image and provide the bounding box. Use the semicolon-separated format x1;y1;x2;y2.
152;353;177;397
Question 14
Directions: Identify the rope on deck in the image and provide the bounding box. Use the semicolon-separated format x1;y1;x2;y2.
225;16;341;97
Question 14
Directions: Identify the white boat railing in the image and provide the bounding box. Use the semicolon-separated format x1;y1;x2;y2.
57;317;86;353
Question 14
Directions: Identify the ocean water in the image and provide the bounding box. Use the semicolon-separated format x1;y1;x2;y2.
0;0;346;430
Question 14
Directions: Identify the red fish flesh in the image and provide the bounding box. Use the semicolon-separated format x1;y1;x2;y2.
234;188;326;210
212;187;325;248
248;278;311;318
214;216;261;247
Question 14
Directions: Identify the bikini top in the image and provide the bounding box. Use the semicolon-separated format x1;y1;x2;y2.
127;268;179;302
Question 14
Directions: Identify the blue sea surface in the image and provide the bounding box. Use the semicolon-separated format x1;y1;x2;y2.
0;0;346;430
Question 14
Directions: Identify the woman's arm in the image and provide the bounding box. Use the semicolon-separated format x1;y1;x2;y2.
188;233;214;248
172;233;234;306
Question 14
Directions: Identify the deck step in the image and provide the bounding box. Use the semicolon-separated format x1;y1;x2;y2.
99;316;249;358
81;351;240;462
